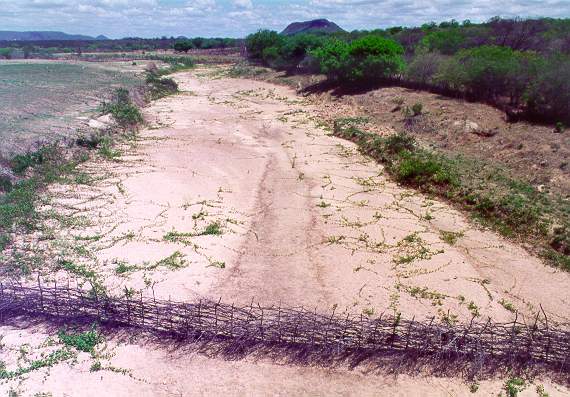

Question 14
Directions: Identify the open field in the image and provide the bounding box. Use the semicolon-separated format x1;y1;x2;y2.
1;66;568;396
0;60;147;158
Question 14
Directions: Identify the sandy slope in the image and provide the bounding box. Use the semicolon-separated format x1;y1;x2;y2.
53;66;568;323
2;66;569;396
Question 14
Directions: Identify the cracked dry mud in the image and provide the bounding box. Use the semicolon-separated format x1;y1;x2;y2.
2;66;569;396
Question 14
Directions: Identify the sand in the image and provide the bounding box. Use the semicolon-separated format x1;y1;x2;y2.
2;66;569;396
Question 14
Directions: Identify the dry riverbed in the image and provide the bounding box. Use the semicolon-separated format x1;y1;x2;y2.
1;66;569;396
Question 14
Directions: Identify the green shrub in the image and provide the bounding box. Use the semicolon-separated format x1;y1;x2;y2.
246;30;284;60
419;29;465;55
100;89;143;128
437;45;531;102
146;73;178;99
311;35;405;82
0;175;12;192
173;39;195;53
526;54;570;123
58;325;100;353
394;150;456;186
0;233;10;251
309;38;350;81
0;178;39;230
11;146;55;175
0;48;12;59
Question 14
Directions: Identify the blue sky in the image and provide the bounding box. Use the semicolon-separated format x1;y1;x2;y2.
0;0;568;38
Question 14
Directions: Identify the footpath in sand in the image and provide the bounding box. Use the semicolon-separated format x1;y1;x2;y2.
1;66;569;396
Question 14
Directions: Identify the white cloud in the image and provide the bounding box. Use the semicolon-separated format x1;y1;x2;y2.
233;0;253;9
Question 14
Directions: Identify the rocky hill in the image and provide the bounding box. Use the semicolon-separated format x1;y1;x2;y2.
281;19;344;36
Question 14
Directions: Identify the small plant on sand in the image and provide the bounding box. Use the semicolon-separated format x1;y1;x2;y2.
499;299;516;313
100;88;143;128
115;261;138;275
151;251;187;270
201;221;222;236
536;385;549;397
98;137;121;160
504;378;525;397
439;230;464;245
58;324;100;353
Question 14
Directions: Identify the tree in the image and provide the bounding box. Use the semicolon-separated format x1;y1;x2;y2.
420;29;465;55
0;48;13;60
245;30;284;60
173;40;195;53
311;35;405;82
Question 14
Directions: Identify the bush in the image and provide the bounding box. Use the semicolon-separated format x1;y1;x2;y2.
395;150;457;186
311;35;405;82
525;54;570;123
405;51;446;84
437;45;528;101
245;30;284;60
0;48;12;59
58;325;100;353
100;88;143;127
11;146;55;175
173;39;195;53
146;73;178;99
419;29;465;55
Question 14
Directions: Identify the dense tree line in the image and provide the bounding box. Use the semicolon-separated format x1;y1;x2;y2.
245;17;570;124
0;37;240;56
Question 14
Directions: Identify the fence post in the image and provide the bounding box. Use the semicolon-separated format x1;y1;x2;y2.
405;317;414;350
277;303;282;343
259;307;264;341
37;275;44;312
140;291;144;327
54;280;59;318
152;286;159;327
540;305;551;363
197;300;202;334
230;303;234;338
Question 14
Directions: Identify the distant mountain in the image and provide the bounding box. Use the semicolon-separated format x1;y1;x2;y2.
281;19;345;36
0;31;106;41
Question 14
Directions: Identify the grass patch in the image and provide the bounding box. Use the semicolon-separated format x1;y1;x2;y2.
439;230;464;245
98;137;121;160
100;88;143;128
0;349;73;380
146;73;179;99
200;222;223;236
114;261;138;275
504;378;526;397
58;325;100;353
333;117;570;270
150;251;187;270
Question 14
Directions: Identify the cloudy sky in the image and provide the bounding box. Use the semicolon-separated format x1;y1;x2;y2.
0;0;568;38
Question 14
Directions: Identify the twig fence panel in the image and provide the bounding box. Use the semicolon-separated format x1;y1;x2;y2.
0;282;569;372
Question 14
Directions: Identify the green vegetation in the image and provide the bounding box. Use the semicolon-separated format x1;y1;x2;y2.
173;37;237;52
100;88;143;128
333;117;570;270
146;72;179;99
504;378;526;397
0;349;73;380
246;17;570;124
58;325;101;353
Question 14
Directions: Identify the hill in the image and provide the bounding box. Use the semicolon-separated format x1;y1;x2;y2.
0;31;105;41
281;19;344;36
